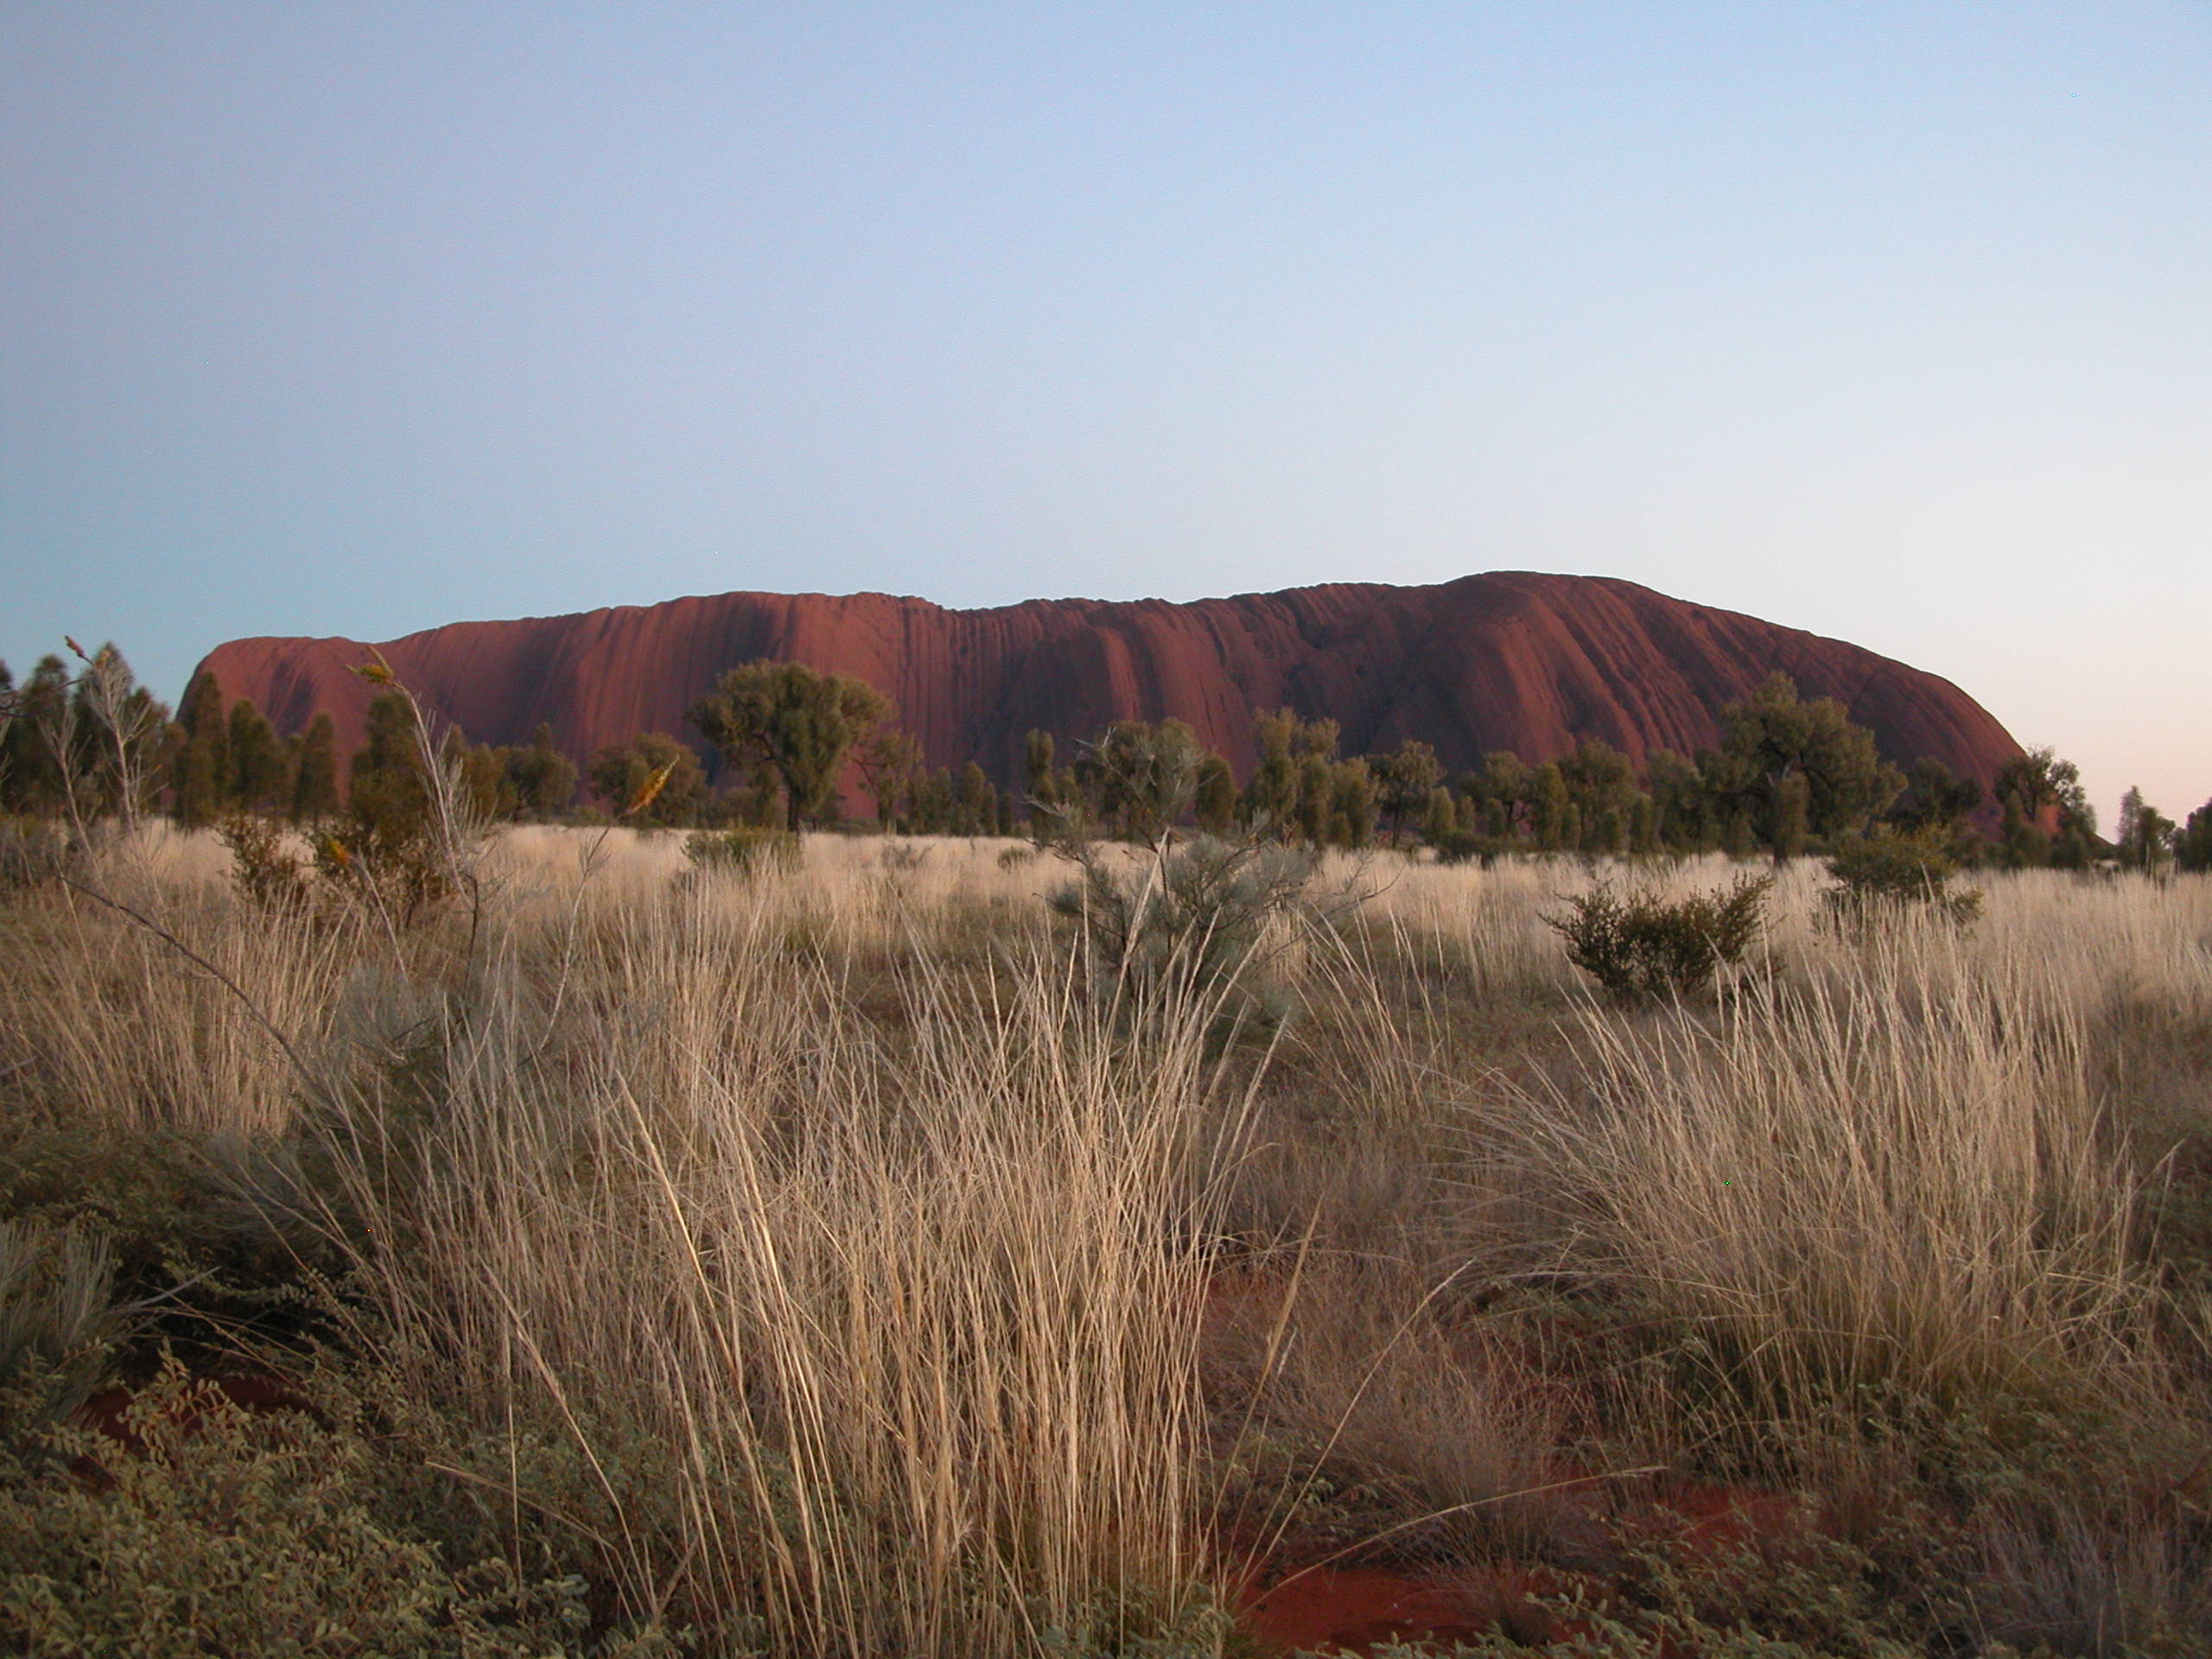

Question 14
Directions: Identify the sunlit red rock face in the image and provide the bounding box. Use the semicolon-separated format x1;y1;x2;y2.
195;571;2021;791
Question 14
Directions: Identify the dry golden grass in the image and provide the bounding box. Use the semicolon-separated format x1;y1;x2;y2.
5;826;2209;1654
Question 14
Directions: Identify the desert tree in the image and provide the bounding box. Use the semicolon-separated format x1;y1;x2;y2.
1994;747;2098;868
289;715;342;823
1371;738;1442;843
1243;707;1338;837
168;670;230;828
326;662;499;936
1644;748;1708;850
1076;720;1206;843
53;640;168;834
348;692;429;836
1465;751;1535;842
2177;799;2212;874
1192;753;1238;836
0;660;66;815
1995;746;2077;823
0;662;16;808
2116;788;2177;874
1529;760;1570;850
226;697;292;815
905;767;956;834
1558;739;1637;854
1326;757;1377;849
1420;785;1458;846
1889;756;1984;834
687;660;890;832
1714;672;1903;848
1022;729;1060;829
856;728;923;830
1243;709;1300;829
504;725;579;818
954;760;997;836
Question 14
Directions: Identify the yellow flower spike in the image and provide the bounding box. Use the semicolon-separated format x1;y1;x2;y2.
627;759;677;817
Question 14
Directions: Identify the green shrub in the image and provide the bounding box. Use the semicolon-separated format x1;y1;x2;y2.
216;813;315;914
1547;874;1772;1001
1823;832;1982;930
682;827;801;878
1427;827;1490;867
0;1360;680;1657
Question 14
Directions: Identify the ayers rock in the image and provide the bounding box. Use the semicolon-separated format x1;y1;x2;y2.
196;572;2021;791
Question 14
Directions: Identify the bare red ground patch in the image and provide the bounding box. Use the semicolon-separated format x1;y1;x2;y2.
1236;1560;1603;1655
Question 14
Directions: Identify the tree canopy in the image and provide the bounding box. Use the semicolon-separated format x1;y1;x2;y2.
1713;673;1903;848
687;661;891;831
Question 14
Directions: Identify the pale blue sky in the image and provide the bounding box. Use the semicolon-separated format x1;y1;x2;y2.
4;3;2206;821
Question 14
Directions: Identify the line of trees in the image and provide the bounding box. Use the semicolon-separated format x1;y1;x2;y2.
4;647;2205;874
668;660;2194;871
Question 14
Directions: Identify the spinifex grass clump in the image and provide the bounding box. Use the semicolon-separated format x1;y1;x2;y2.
1522;950;2158;1440
309;890;1237;1659
0;1219;126;1424
1545;873;1771;1001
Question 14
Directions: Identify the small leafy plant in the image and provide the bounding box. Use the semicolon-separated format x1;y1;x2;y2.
0;1359;653;1658
216;813;315;915
1427;827;1490;867
1823;832;1983;930
1048;835;1319;1026
1547;874;1772;1001
683;826;802;879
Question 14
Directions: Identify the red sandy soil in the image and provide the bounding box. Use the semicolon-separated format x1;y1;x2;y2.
1228;1479;1815;1657
1238;1559;1599;1654
196;571;2021;800
1205;1269;1821;1656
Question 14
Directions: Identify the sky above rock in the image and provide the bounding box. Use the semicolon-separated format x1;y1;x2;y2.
3;3;2205;822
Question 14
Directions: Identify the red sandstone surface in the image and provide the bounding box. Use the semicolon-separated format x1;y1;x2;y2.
194;571;2021;791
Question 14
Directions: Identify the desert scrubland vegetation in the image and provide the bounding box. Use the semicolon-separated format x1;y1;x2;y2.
2;810;2209;1657
2;646;2210;1656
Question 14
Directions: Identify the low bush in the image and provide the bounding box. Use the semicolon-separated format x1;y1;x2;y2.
682;827;802;879
1546;874;1772;1001
1427;827;1491;867
1823;833;1983;930
216;813;315;915
1046;835;1322;1029
0;1360;683;1658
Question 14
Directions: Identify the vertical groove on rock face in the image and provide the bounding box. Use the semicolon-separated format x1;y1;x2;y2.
194;571;2023;794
